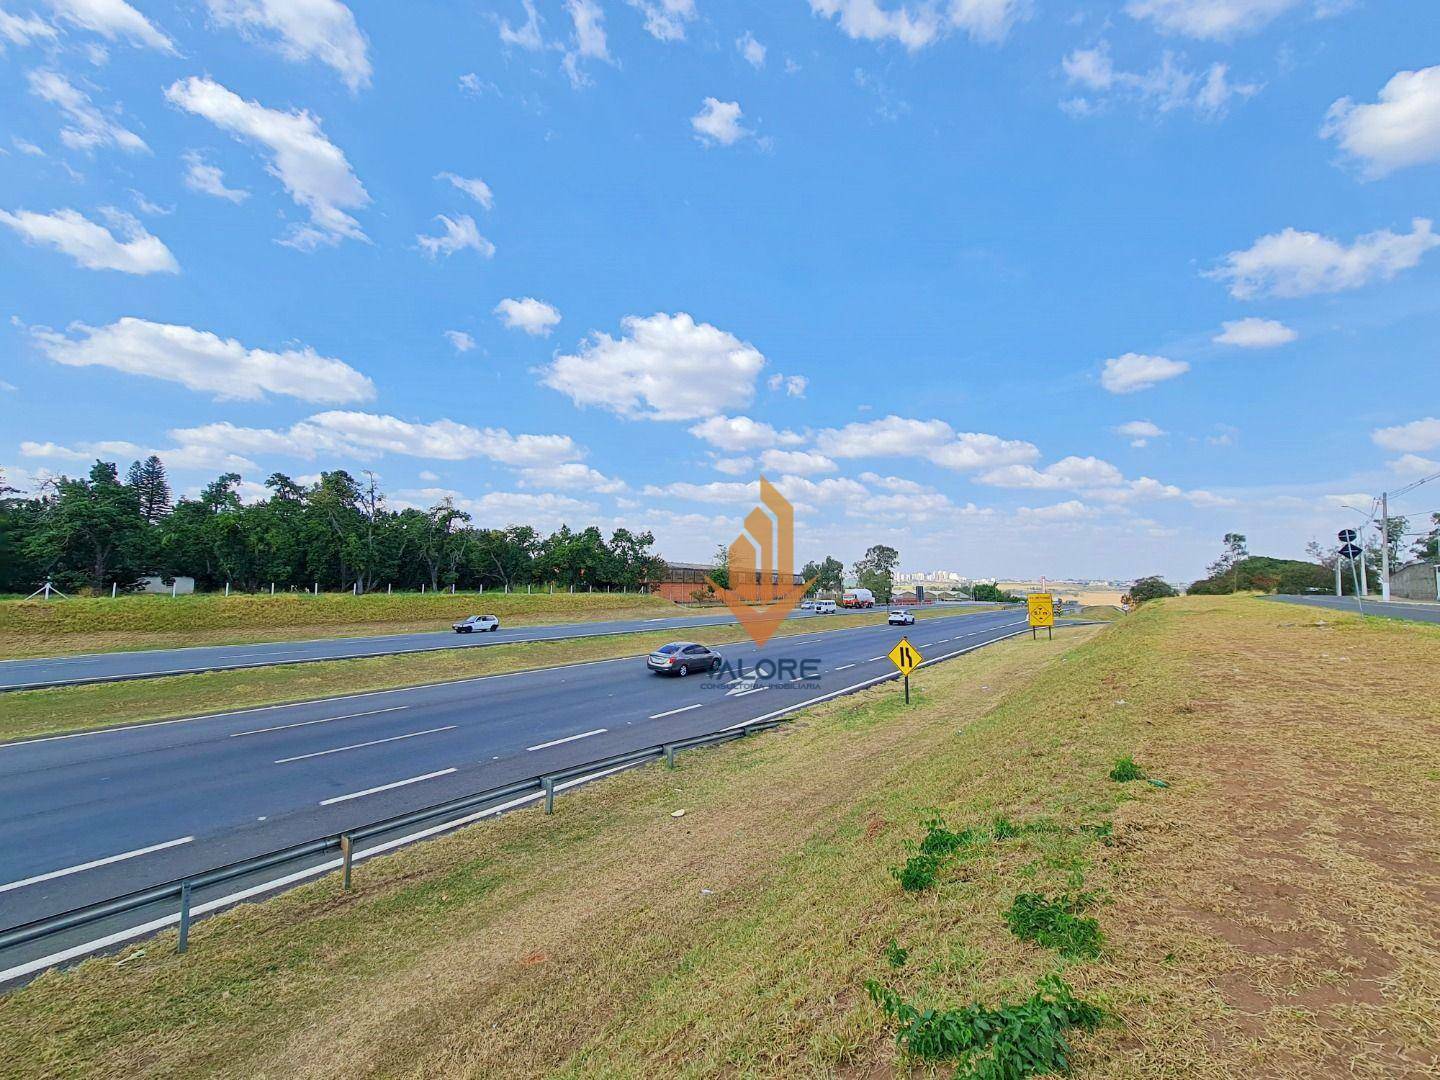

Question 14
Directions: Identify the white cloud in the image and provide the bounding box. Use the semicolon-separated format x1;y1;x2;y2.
205;0;372;91
21;438;258;473
688;415;804;452
737;30;765;68
417;470;440;482
1388;453;1440;477
692;98;750;146
767;372;808;397
517;461;626;493
1115;419;1164;447
21;438;144;461
0;207;177;273
34;317;374;403
1015;499;1098;522
129;189;171;216
12;136;46;156
627;0;695;40
182;150;249;202
444;330;475;353
1208;218;1440;299
562;0;611;88
712;456;755;475
494;297;561;336
1100;352;1189;394
28;70;147;153
1213;317;1297;347
544;312;766;421
165;76;370;249
417;214;494;258
760;449;837;475
1061;43;1259;119
403;488;597;531
499;0;544;49
1125;0;1302;39
45;0;176;52
1;9;58;47
808;0;1027;50
814;415;1039;474
172;414;584;467
1372;417;1440;454
436;171;494;209
1322;66;1440;179
981;455;1125;490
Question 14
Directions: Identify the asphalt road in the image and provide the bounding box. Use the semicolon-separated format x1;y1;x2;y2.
0;603;990;692
0;608;1031;981
1264;594;1440;624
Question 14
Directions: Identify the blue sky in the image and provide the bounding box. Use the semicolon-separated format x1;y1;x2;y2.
1;0;1438;581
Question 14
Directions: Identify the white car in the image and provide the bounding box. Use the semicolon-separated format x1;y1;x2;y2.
799;599;814;609
453;614;500;634
887;609;915;626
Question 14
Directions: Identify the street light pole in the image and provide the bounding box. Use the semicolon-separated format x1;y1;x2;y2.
1380;491;1391;602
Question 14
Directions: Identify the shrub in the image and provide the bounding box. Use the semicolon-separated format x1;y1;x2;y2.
1005;892;1104;959
1108;756;1146;783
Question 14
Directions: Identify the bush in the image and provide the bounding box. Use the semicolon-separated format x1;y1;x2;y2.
1127;576;1177;603
1108;756;1146;783
1005;892;1104;958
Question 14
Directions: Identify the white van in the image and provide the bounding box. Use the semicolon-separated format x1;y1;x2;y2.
814;600;837;614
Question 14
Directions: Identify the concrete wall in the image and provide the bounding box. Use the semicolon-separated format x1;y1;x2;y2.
1390;561;1439;601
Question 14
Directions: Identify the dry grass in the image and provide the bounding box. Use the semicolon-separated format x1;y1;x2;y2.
2;596;1435;1078
0;604;982;743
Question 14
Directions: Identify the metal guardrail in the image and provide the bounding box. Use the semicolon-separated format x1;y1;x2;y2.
0;621;1039;979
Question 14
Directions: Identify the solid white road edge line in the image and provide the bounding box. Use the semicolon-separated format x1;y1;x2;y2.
274;726;456;764
527;728;607;752
231;706;408;738
0;760;643;986
0;837;194;896
320;768;457;806
648;703;703;720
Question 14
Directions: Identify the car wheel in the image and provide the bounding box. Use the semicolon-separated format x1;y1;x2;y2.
678;664;689;677
711;657;721;671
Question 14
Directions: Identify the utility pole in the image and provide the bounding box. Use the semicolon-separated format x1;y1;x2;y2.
1380;491;1391;602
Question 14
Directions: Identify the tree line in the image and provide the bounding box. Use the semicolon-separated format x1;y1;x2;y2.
0;457;671;596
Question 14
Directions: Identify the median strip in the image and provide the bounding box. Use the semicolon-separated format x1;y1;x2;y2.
274;726;457;764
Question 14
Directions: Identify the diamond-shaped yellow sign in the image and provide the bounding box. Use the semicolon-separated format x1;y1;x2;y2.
887;637;923;676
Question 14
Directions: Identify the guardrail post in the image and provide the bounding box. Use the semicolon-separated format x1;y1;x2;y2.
542;776;556;814
340;833;353;891
663;744;677;768
177;881;192;953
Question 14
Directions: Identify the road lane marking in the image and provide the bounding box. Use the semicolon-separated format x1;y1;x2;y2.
732;686;768;697
835;663;856;671
649;703;703;720
274;726;456;763
527;728;607;752
320;768;457;805
230;706;407;737
0;836;194;896
867;656;885;662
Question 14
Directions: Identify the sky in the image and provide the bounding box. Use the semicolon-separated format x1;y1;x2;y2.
1;0;1438;583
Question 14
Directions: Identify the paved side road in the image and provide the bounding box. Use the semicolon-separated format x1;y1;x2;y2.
0;609;1032;980
0;602;994;692
1264;594;1440;625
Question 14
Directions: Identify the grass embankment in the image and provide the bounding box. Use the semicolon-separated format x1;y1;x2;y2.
0;591;679;659
5;597;1437;1077
0;604;981;743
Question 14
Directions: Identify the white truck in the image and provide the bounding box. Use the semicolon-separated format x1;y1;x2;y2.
841;588;875;609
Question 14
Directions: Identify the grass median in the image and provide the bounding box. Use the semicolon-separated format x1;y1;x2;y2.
4;596;1435;1078
0;604;991;743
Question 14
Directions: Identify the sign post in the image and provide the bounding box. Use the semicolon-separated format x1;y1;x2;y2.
887;637;923;704
1027;593;1055;640
1338;529;1363;613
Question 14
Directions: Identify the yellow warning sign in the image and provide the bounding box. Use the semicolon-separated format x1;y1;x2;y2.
887;637;923;676
1027;593;1055;629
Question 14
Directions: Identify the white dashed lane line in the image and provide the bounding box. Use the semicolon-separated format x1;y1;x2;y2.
649;703;703;720
835;663;856;671
527;728;607;752
231;706;408;738
274;726;456;764
319;768;457;806
0;837;194;895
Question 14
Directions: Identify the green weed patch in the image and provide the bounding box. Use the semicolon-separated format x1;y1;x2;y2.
1005;892;1104;959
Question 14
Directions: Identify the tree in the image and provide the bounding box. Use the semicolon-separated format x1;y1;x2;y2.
1383;515;1409;570
852;544;900;603
26;461;147;592
126;455;172;524
1128;576;1177;603
708;541;731;591
1203;533;1249;594
970;583;1019;603
1413;513;1440;561
801;555;845;596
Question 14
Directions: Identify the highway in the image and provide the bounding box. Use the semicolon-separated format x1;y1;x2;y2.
0;607;1030;982
1265;594;1440;624
0;603;992;692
